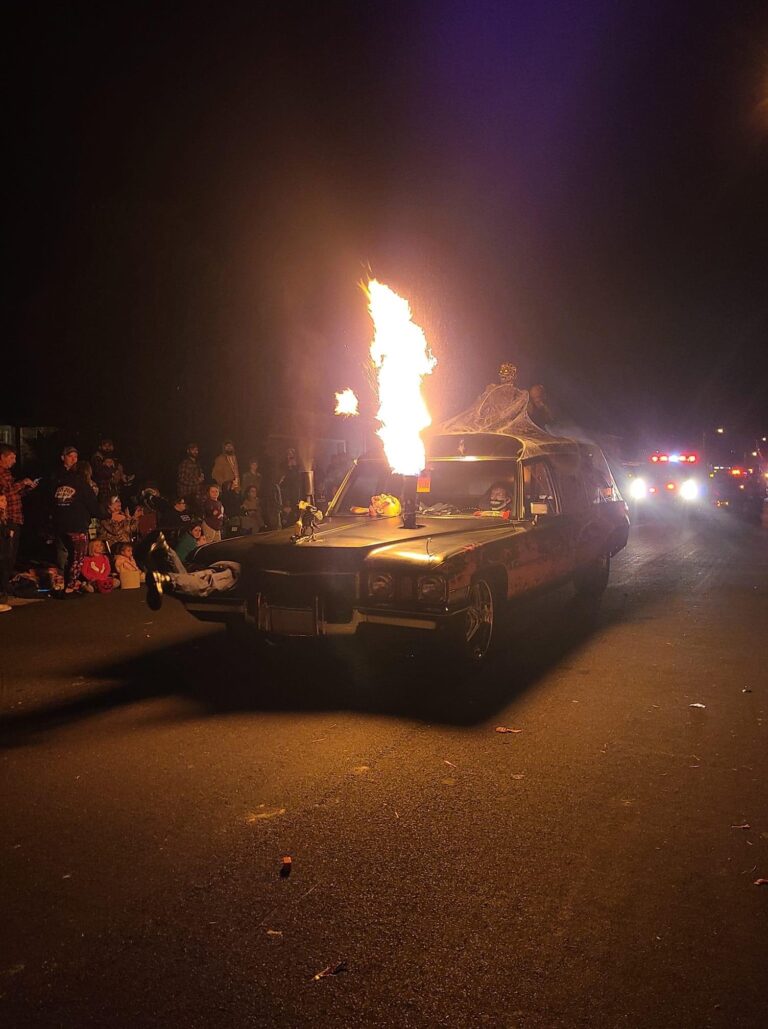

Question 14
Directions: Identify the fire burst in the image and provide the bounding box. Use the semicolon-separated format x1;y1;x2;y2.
366;279;436;476
334;388;359;416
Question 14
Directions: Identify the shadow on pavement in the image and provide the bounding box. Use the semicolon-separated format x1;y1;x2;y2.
0;575;660;744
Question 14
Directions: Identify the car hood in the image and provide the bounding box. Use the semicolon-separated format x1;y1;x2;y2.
190;515;521;573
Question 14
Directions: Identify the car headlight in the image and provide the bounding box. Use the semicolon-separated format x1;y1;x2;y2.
629;477;647;500
680;479;699;501
416;574;447;603
368;572;395;600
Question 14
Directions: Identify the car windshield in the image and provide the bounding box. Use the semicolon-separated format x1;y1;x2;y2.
335;459;519;516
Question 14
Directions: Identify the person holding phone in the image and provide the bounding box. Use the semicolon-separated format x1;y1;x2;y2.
0;443;40;580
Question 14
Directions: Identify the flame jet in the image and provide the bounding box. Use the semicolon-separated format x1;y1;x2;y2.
334;388;359;416
366;279;436;476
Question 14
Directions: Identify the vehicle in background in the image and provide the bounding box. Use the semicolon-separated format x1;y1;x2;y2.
708;465;765;521
622;451;705;517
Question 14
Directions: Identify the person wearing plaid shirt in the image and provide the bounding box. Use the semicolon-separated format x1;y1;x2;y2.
176;442;205;508
0;443;39;579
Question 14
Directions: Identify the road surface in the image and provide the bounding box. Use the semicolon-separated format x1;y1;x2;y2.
1;514;767;1028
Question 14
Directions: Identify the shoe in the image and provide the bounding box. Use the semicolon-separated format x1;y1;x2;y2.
0;603;11;613
149;532;177;573
146;570;172;611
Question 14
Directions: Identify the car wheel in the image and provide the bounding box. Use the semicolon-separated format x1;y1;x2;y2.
459;577;495;665
574;552;610;597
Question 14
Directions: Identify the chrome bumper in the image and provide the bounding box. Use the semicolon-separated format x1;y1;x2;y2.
181;594;443;636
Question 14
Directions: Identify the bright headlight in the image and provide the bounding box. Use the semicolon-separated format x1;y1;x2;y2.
417;574;447;603
680;479;699;501
629;477;647;500
368;572;395;600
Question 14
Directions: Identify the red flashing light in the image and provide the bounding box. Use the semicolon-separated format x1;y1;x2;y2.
685;454;697;463
648;486;658;494
659;454;669;462
730;468;744;477
650;454;660;463
665;482;676;491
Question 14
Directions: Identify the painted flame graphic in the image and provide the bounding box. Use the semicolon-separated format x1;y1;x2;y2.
366;279;436;476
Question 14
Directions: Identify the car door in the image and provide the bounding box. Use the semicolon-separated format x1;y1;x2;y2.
507;458;573;594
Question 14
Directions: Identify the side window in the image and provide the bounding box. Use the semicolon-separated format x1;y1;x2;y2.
523;460;559;515
549;454;589;512
580;449;616;504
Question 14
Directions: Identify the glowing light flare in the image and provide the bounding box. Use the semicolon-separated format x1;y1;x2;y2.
334;388;359;417
366;279;436;476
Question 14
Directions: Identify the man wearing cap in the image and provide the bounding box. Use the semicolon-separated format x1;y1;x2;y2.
0;443;39;586
52;447;104;592
212;439;241;516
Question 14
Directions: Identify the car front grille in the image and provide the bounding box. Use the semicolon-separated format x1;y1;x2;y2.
256;571;357;624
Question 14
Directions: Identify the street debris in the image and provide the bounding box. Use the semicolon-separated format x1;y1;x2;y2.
495;726;523;734
280;855;292;878
352;765;370;775
266;929;283;937
247;805;286;823
0;964;25;979
444;760;457;768
741;687;752;693
312;960;347;981
511;773;525;780
730;823;751;830
753;879;768;886
689;703;706;709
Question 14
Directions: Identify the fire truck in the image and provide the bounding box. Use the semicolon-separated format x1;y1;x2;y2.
622;450;705;514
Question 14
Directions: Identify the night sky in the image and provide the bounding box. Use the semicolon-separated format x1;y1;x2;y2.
6;1;768;458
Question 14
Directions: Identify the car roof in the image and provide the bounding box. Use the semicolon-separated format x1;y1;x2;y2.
428;430;587;461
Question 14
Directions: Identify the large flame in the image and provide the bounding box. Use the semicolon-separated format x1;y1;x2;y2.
334;387;359;416
367;279;436;475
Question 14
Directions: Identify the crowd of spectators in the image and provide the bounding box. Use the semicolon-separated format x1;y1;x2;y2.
0;437;353;613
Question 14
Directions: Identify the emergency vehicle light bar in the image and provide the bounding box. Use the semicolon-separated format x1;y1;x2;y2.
649;452;698;464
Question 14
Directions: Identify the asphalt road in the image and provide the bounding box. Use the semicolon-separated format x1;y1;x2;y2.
2;513;767;1028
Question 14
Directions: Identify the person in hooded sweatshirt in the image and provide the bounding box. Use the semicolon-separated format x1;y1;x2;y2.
52;446;104;593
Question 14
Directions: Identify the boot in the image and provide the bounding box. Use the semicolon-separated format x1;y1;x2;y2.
146;570;172;611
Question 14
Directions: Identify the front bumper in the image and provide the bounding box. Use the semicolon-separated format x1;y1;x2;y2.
180;593;459;637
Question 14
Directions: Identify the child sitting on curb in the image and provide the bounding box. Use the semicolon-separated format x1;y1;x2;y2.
81;539;118;593
175;521;205;564
113;542;145;589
